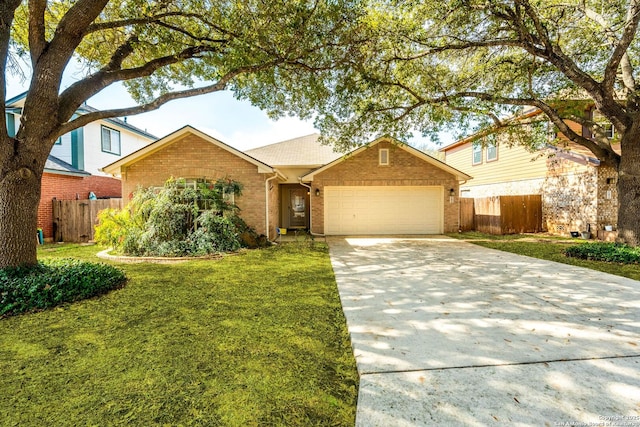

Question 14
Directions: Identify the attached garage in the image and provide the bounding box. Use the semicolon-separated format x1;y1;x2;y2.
324;186;443;235
302;137;472;236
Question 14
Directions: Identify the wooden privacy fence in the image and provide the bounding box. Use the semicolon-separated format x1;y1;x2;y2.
459;198;475;231
474;195;542;235
52;198;123;243
460;195;542;235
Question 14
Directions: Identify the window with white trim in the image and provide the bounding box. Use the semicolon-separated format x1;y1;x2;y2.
593;110;615;139
379;148;389;165
486;135;497;162
101;125;121;155
472;143;482;165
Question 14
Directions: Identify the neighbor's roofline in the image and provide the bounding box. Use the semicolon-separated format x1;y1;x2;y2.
5;91;28;106
6;91;157;140
439;108;543;152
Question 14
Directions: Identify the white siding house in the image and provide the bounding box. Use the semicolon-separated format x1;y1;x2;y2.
6;92;157;175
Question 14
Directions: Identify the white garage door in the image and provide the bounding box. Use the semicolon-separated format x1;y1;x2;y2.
324;186;443;235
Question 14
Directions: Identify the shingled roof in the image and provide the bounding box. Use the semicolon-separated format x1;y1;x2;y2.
45;155;90;177
245;134;344;167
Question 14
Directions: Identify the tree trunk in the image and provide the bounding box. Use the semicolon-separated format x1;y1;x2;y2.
0;164;42;268
617;121;640;246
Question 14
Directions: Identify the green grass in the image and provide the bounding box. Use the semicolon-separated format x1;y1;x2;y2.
448;232;640;281
0;243;358;426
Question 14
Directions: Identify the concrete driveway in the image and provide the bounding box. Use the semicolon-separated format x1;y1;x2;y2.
328;236;640;426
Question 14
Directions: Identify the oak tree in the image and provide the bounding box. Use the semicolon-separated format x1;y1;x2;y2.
0;0;362;268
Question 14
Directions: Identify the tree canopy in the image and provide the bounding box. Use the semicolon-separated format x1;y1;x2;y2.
313;0;639;163
4;0;364;137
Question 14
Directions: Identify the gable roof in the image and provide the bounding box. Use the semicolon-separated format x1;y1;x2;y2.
45;155;91;177
301;136;472;181
245;133;344;167
101;125;276;176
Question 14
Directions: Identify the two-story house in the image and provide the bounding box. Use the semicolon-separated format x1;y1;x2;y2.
6;91;157;241
440;108;619;238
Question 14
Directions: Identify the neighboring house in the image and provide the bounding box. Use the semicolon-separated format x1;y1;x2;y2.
103;126;471;239
5;91;157;240
439;110;619;237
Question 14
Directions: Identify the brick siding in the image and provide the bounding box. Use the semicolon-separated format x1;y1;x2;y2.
39;173;121;239
309;141;460;234
121;134;270;235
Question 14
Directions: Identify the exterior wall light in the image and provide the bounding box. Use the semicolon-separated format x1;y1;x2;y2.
449;188;455;204
315;188;321;197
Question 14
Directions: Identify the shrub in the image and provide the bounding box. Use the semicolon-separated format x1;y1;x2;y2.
0;259;127;317
564;242;640;264
95;177;263;257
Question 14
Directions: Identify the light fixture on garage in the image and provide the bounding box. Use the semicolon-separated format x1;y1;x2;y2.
315;188;320;197
449;188;455;204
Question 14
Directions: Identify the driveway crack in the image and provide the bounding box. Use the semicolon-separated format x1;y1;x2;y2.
359;353;640;377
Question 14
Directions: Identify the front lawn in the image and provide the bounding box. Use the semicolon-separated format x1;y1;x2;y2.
448;232;640;281
0;243;358;426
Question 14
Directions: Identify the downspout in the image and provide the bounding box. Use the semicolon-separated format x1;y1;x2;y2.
298;178;325;237
265;174;279;241
457;180;468;233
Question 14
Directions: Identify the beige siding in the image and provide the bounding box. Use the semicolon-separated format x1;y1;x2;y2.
446;141;549;187
446;139;596;189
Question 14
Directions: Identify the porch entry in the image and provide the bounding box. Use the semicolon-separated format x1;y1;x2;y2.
280;184;310;229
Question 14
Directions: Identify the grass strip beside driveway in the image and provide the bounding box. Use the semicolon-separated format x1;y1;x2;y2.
0;243;357;426
449;232;640;281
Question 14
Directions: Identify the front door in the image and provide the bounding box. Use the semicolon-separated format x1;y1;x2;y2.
289;188;307;228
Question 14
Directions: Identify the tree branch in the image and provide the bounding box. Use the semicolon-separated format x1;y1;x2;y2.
581;4;637;92
532;100;619;166
515;0;554;52
0;0;23;145
154;21;229;44
85;12;188;34
55;61;283;137
58;45;221;121
103;35;138;72
27;0;47;62
603;0;640;94
38;0;110;77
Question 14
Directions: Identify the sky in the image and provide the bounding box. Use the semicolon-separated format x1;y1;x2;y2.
6;59;449;152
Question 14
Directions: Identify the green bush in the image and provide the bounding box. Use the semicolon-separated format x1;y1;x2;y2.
95;177;263;257
564;242;640;264
0;259;127;317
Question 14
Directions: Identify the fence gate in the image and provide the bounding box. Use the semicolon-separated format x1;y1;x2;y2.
52;199;122;243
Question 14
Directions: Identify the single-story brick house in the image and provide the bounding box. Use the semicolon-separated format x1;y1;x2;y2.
102;126;471;239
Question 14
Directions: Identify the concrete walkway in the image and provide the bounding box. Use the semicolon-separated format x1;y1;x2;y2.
328;236;640;426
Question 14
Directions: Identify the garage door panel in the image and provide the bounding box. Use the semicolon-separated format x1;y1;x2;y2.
324;186;443;235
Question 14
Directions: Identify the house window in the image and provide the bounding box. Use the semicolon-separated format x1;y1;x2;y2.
593;110;615;139
472;143;482;165
223;190;235;206
101;125;121;155
379;148;389;165
486;136;497;162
